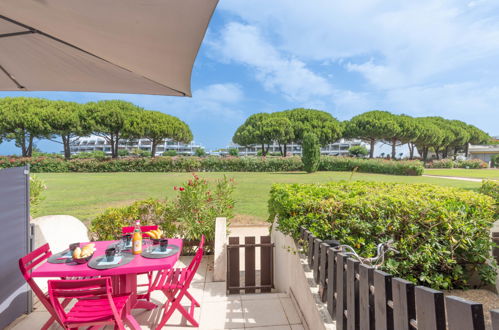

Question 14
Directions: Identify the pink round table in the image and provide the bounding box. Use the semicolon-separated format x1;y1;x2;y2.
32;239;183;329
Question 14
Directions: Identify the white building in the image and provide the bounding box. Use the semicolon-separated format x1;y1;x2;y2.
223;139;368;156
69;135;204;156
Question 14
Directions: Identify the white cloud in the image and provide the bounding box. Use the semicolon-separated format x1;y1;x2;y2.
208;22;332;102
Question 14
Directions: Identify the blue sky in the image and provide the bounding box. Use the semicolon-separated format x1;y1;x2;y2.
1;0;499;154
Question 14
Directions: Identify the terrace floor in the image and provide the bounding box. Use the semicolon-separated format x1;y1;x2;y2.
7;255;305;330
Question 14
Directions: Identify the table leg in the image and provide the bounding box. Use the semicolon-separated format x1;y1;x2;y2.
112;274;142;330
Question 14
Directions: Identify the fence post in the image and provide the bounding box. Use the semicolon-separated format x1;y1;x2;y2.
346;258;360;330
260;236;272;293
415;286;445;330
319;242;329;302
307;233;315;268
359;264;375;330
336;253;348;330
214;217;226;282
313;237;323;284
392;278;415;330
227;237;240;294
374;270;394;330
244;236;256;293
326;247;337;319
490;309;499;330
445;296;485;330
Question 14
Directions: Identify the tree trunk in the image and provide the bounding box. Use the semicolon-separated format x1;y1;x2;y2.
391;138;397;159
62;135;71;160
408;143;415;160
465;144;469;157
442;147;448;159
434;147;440;160
27;135;34;157
261;143;266;156
265;144;270;155
151;140;157;157
369;139;375;158
283;144;287;157
20;130;27;157
112;134;119;158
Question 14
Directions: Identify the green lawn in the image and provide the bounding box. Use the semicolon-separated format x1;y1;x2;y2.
35;171;482;225
425;168;499;180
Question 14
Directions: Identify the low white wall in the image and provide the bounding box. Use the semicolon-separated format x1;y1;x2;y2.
271;228;335;330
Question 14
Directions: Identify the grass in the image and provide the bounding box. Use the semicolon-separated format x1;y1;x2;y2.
35;171;483;225
425;168;499;180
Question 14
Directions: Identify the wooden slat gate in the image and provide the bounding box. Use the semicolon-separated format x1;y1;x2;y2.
227;236;274;294
300;227;499;330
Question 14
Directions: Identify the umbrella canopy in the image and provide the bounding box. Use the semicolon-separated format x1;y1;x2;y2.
0;0;218;96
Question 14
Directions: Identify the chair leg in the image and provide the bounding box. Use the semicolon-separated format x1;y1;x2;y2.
41;316;56;330
185;290;200;307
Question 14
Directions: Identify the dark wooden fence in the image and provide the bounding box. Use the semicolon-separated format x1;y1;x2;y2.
300;227;499;330
227;236;274;294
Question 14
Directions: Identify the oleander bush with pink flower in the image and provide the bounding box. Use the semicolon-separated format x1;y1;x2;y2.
90;174;235;250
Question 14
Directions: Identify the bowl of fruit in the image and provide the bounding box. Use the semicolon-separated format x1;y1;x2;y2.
144;229;164;244
72;243;96;264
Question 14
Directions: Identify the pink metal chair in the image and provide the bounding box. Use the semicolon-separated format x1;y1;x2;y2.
150;235;205;329
48;277;130;329
19;243;66;330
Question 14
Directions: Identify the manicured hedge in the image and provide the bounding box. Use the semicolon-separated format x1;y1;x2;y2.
427;158;488;169
268;181;496;289
0;156;424;176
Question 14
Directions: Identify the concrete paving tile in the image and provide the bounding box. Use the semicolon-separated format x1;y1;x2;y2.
280;297;301;324
6;311;61;330
243;326;291;330
242;298;289;328
290;324;305;330
204;282;240;302
240;293;282;301
198;300;245;330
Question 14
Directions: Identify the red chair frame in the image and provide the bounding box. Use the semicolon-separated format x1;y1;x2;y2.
19;243;66;330
48;277;129;329
150;235;205;329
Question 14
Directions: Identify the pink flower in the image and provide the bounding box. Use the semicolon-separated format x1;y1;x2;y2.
179;187;185;191
173;186;178;190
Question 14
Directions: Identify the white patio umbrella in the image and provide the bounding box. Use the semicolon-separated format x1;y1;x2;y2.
0;0;218;96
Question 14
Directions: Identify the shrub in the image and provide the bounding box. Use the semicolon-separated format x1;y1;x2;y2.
302;132;320;173
492;154;499;168
73;150;107;161
90;199;176;241
426;159;454;168
320;157;424;176
455;159;488;169
268;181;496;289
30;174;46;216
118;149;130;157
480;180;498;217
348;145;369;158
90;174;235;246
163;150;177;156
228;149;239;156
194;148;206;157
426;158;488;169
166;174;235;242
0;156;424;175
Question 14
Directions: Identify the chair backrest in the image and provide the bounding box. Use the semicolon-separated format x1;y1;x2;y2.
186;235;205;281
19;244;54;311
121;225;158;238
48;278;114;324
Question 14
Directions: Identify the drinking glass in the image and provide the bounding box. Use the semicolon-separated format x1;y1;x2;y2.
115;240;124;256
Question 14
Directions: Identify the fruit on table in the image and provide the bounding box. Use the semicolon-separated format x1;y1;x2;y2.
72;243;96;259
144;229;163;239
